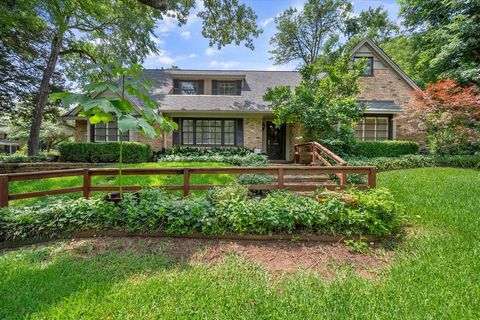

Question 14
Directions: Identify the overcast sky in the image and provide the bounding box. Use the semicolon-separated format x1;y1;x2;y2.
143;0;400;71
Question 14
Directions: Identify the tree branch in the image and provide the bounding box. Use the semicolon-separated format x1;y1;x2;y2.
137;0;168;10
59;48;97;63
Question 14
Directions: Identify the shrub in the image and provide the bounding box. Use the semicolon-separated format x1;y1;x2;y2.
0;187;405;241
154;146;253;159
58;142;151;163
237;174;274;185
353;141;419;158
158;153;268;167
347;154;480;171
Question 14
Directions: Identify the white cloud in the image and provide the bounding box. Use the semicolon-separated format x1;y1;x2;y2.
188;53;198;58
180;31;191;39
261;17;275;27
205;47;221;56
209;60;239;69
154;50;176;64
266;65;293;71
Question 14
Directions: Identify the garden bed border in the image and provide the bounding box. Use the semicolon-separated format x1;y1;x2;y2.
0;230;382;250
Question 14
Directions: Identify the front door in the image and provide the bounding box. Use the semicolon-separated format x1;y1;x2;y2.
266;121;286;160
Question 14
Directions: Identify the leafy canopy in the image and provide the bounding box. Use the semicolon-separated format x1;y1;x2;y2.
385;0;480;87
269;0;398;66
264;57;366;141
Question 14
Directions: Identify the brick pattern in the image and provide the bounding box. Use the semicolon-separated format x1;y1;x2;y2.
244;118;263;150
357;69;424;144
133;132;166;151
74;120;88;142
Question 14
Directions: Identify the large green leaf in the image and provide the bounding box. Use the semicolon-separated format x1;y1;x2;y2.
137;118;156;138
118;115;138;133
89;112;112;124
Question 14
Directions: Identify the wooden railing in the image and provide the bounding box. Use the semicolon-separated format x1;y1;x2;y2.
0;166;376;207
294;141;348;184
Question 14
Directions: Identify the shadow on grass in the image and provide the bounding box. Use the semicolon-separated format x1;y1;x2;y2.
0;240;197;319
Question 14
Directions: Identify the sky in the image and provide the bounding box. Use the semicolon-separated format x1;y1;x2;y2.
142;0;400;71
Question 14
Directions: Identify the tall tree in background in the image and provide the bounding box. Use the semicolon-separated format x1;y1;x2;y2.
269;0;398;66
386;0;480;87
1;0;261;156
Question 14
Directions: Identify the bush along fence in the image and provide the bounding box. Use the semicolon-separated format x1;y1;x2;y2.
0;166;377;207
58;142;152;163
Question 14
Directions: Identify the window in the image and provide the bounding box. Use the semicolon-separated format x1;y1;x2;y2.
218;81;237;95
181;119;236;146
212;80;241;95
173;80;204;95
93;122;129;142
355;116;390;141
353;57;373;76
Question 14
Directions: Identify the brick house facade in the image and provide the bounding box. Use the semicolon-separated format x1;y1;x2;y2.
66;38;421;161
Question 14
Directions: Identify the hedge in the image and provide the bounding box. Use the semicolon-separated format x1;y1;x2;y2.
347;154;480;171
58;142;151;163
354;141;419;158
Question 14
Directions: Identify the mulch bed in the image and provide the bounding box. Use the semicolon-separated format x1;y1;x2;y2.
61;236;393;278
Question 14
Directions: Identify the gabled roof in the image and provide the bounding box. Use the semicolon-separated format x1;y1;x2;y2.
351;37;420;90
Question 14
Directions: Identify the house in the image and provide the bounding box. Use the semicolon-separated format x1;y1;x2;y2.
0;126;20;155
65;38;421;161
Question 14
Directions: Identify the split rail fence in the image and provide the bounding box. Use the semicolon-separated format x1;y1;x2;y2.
0;166;376;207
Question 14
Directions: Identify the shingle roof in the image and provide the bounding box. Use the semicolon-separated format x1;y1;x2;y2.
144;69;302;113
360;100;402;113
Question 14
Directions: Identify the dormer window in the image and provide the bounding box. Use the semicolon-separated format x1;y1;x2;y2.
353;57;373;76
173;80;204;95
212;80;242;96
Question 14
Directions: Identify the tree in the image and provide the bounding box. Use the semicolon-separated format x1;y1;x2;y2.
396;0;480;86
51;60;177;196
344;6;399;43
264;56;366;142
269;0;398;66
400;79;480;155
15;0;261;156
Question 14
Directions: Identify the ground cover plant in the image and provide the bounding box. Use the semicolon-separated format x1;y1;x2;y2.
0;186;404;242
0;167;479;319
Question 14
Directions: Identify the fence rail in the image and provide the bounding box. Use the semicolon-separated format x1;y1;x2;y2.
0;166;376;207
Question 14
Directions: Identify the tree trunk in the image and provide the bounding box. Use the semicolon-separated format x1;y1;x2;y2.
27;30;65;156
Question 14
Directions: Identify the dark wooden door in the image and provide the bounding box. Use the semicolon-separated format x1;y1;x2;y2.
266;121;286;160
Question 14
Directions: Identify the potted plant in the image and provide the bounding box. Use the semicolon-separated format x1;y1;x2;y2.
50;59;177;202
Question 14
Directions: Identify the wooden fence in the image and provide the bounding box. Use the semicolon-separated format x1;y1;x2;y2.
0;166;376;207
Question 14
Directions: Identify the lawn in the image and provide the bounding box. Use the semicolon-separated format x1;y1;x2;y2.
9;162;236;206
1;167;479;319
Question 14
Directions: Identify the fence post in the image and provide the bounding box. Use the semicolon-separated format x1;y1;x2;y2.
368;167;377;188
0;175;9;207
183;168;190;197
339;163;347;187
278;168;284;189
83;169;91;199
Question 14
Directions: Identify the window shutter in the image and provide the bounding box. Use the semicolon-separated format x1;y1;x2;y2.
173;79;179;94
172;118;180;146
212;80;218;95
90;124;95;142
235;80;242;95
197;80;204;95
236;118;244;146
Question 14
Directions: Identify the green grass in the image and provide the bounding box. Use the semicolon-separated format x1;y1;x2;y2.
1;167;480;319
9;162;235;206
